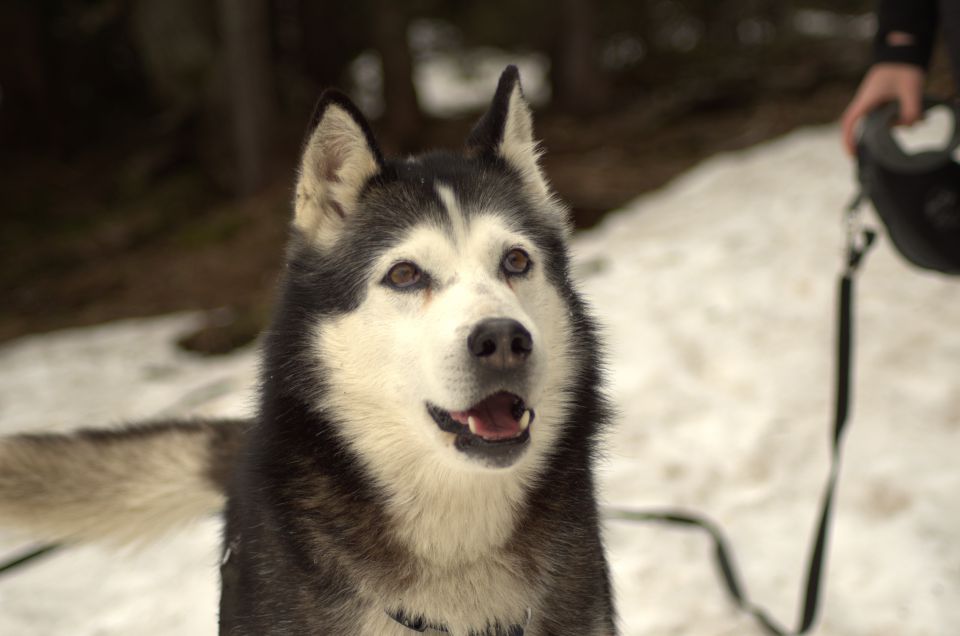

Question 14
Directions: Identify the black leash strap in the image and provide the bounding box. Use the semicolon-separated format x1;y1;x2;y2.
0;543;59;576
609;196;876;635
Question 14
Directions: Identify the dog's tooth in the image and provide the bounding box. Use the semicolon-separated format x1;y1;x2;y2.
519;409;530;431
468;416;478;435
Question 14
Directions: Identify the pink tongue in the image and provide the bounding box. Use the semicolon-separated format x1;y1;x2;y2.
450;393;521;441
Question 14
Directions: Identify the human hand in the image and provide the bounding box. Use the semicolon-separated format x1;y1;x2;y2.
841;62;926;155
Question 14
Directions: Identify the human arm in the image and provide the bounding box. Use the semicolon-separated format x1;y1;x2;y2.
841;0;939;155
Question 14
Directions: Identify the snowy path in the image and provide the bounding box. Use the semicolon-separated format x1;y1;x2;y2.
1;125;958;635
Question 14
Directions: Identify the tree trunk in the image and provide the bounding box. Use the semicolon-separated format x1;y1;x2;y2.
552;0;609;115
0;3;59;150
216;0;275;195
372;0;421;152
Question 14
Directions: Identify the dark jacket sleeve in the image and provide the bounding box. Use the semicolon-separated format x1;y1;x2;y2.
873;0;939;68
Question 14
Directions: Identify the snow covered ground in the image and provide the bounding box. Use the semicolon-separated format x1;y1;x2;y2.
1;123;958;635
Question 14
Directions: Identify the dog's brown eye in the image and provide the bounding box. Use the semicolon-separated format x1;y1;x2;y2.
386;261;422;289
502;248;531;276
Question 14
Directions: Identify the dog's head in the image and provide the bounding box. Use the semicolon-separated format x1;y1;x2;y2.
273;67;587;477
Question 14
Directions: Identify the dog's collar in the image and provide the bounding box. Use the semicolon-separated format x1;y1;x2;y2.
387;608;530;635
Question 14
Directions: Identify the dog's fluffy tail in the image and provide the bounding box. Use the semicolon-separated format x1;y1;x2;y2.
0;419;250;545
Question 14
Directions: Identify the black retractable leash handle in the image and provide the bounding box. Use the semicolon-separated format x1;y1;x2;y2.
608;208;876;636
857;98;960;274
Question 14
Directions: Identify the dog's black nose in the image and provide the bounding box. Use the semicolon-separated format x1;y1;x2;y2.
468;318;533;370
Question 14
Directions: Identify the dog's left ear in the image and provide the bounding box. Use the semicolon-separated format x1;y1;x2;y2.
467;66;551;203
294;90;384;245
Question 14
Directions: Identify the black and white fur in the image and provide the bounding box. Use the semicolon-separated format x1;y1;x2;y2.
0;66;616;635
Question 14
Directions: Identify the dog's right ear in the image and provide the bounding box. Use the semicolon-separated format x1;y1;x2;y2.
294;91;384;245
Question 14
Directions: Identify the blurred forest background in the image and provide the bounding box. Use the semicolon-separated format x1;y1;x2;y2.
1;0;952;352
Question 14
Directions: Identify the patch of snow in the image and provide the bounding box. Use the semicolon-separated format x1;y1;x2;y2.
350;47;550;119
414;49;550;117
889;104;960;157
793;9;875;40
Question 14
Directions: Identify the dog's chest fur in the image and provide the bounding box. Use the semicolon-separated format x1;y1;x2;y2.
366;549;543;635
223;471;540;635
222;418;610;635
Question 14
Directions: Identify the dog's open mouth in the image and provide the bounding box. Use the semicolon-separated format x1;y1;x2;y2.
427;392;534;466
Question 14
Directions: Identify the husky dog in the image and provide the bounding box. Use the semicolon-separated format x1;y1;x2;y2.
0;66;615;635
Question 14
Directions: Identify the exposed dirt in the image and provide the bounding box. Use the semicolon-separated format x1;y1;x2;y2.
0;81;861;350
